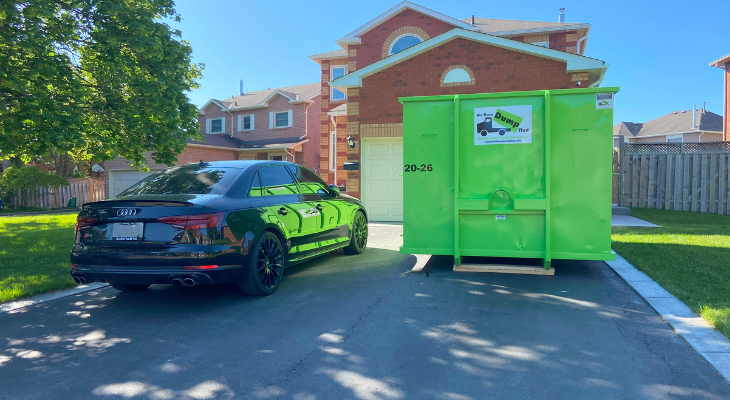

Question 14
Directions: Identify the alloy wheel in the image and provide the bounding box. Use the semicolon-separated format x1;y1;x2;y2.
257;237;283;289
354;213;368;250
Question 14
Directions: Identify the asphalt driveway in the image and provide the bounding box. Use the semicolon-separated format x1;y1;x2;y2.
1;224;729;400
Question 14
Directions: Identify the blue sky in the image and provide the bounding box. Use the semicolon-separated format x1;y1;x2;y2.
173;0;729;124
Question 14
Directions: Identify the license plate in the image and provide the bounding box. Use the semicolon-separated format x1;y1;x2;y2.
112;222;144;241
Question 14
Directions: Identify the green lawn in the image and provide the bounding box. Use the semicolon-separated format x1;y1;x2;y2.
612;209;730;339
0;212;78;303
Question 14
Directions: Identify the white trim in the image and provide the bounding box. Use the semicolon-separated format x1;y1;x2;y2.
261;90;298;104
388;33;423;56
338;1;479;43
331;28;608;89
330;65;348;101
488;24;590;37
309;49;349;61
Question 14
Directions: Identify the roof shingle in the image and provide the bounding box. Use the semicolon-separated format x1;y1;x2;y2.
460;17;588;34
614;109;723;137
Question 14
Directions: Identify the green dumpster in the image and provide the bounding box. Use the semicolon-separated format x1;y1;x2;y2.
399;87;619;269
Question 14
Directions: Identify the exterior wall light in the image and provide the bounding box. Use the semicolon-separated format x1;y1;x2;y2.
346;135;356;148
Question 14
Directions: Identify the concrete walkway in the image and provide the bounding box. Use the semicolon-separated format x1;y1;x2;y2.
611;214;660;227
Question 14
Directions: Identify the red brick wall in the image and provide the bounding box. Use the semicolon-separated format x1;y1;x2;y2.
303;94;321;173
355;9;457;69
358;38;594;124
197;94;309;141
175;146;239;165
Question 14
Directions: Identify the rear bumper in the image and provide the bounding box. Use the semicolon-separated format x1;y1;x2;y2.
70;265;246;285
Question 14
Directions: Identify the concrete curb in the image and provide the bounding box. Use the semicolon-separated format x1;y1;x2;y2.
606;255;730;383
0;283;109;314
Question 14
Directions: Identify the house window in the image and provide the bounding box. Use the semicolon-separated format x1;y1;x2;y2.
531;41;549;48
239;114;254;131
331;66;347;101
209;118;224;134
269;155;283;161
269;110;292;129
667;135;683;143
330;132;336;170
389;34;422;55
440;65;475;87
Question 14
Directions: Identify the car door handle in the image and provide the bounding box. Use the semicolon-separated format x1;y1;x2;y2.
278;207;288;215
315;204;323;211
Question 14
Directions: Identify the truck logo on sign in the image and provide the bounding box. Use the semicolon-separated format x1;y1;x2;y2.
474;105;533;145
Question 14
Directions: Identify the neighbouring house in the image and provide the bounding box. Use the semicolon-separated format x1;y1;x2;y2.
613;107;723;145
709;53;730;140
311;1;609;221
103;83;321;198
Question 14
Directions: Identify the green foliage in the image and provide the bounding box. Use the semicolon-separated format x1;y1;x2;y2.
68;169;88;178
0;166;69;203
0;0;203;168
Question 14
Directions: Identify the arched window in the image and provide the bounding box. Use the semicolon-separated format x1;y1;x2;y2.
440;65;475;87
388;34;422;55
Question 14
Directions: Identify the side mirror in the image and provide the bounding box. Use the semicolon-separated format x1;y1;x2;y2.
328;184;340;197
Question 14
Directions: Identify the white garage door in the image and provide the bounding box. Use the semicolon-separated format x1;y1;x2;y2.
362;138;403;222
109;169;160;198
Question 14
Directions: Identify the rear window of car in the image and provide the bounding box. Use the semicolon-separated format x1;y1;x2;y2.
119;165;241;196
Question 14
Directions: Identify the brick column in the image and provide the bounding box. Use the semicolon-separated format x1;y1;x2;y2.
346;87;361;199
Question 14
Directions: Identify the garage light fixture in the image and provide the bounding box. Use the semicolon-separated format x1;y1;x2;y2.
346;135;356;149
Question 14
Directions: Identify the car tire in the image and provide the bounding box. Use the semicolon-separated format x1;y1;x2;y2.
238;231;285;296
344;211;368;255
109;283;150;292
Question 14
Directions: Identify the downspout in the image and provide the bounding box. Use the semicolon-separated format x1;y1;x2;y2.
225;109;234;137
576;34;588;55
330;115;338;187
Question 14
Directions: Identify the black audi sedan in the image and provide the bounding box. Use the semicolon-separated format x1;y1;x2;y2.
70;161;368;296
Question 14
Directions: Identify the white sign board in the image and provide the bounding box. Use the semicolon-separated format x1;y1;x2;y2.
474;105;533;145
596;93;614;109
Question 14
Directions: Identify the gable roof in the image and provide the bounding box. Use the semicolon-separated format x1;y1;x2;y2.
614;109;723;137
337;1;479;45
463;17;589;36
613;122;644;137
709;53;730;67
199;83;320;114
187;134;244;149
331;28;608;89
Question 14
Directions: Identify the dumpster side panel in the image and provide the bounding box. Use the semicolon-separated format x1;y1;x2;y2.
550;93;614;259
402;100;455;254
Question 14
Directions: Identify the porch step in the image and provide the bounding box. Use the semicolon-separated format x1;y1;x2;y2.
612;205;631;216
454;263;555;275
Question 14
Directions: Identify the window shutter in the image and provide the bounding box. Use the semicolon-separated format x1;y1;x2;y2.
221;118;225;132
288;110;293;128
205;119;210;134
250;114;255;130
237;115;241;131
269;112;274;129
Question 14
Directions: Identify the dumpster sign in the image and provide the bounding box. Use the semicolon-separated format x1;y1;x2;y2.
474;105;532;145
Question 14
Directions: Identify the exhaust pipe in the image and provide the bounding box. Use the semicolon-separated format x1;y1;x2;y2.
183;278;196;287
171;278;183;286
73;275;87;284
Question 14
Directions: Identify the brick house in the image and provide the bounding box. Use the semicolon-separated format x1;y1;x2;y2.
310;1;609;221
710;53;730;140
104;83;321;198
614;107;723;145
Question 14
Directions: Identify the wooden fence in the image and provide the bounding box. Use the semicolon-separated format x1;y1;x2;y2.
10;178;105;209
617;141;730;214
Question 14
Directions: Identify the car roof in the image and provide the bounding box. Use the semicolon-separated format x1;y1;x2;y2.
179;160;296;169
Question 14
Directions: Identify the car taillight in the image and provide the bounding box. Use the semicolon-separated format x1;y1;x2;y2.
158;212;225;230
75;217;97;231
183;265;220;270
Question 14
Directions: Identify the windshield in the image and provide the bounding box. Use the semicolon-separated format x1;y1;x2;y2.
119;165;241;196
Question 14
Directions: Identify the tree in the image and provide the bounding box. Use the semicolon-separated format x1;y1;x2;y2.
0;0;203;171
